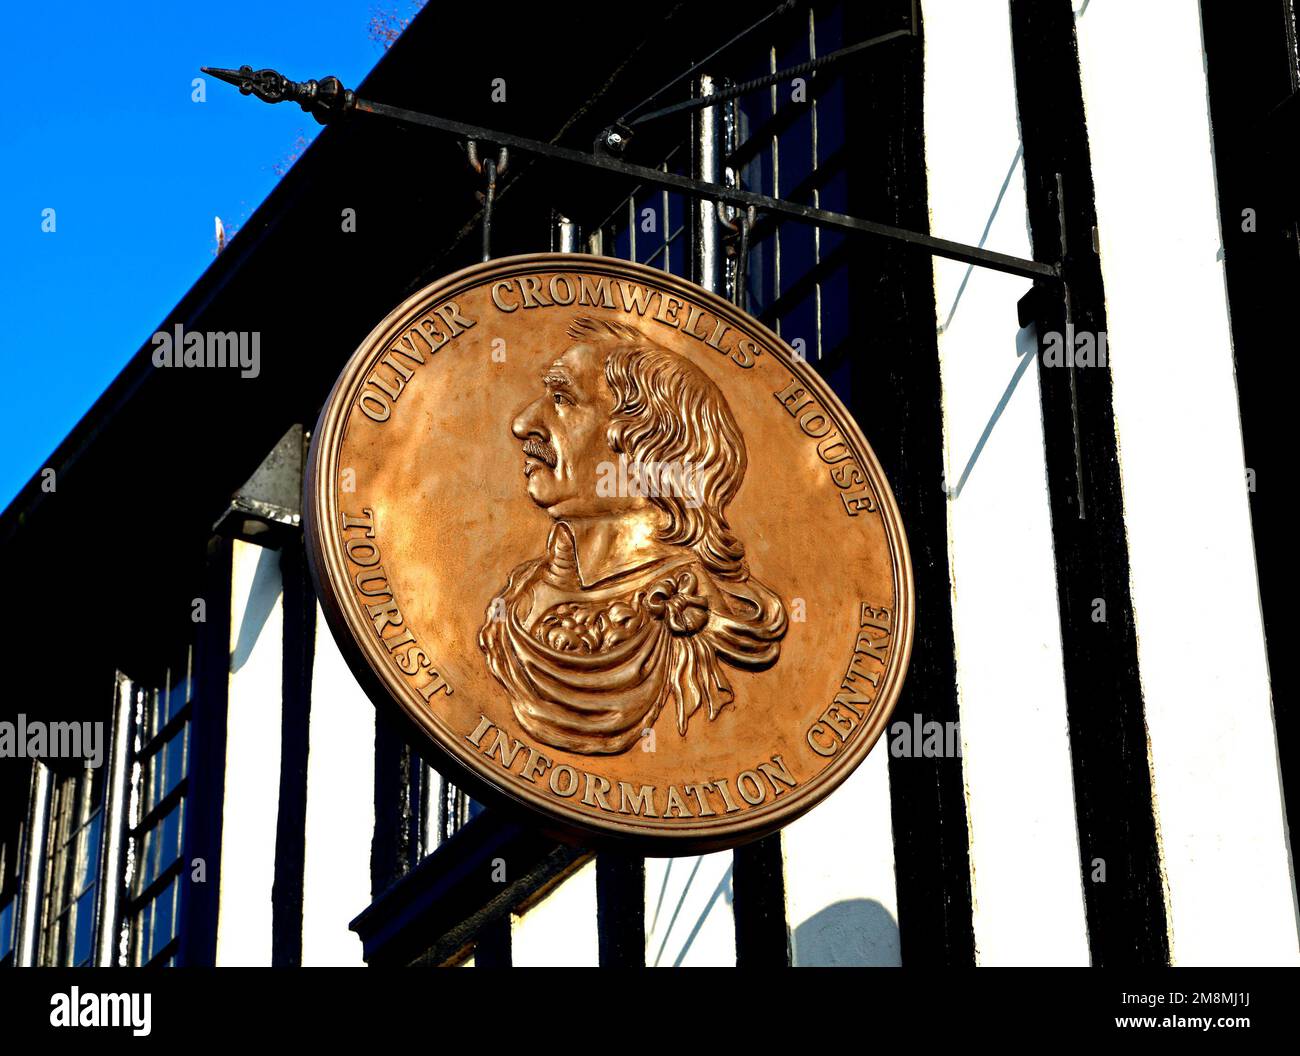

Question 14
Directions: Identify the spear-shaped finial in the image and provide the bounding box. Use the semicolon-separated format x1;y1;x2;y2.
200;65;355;124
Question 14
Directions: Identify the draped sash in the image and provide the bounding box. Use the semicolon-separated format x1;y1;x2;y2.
479;550;787;755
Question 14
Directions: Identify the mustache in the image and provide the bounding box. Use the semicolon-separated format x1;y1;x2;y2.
522;438;557;468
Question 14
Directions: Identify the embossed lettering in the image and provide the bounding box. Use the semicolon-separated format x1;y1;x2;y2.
618;781;658;817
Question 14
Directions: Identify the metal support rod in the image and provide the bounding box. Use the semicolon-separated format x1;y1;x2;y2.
615;0;801;127
629;27;914;128
204;65;1062;284
358;98;1060;282
615;0;917;131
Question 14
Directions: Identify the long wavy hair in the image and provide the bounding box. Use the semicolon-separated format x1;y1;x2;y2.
566;315;751;581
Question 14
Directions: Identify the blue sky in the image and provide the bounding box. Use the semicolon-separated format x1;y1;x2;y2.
0;1;410;509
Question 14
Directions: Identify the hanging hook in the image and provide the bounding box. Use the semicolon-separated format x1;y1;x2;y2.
465;141;509;178
480;155;498;262
730;205;757;307
466;141;510;261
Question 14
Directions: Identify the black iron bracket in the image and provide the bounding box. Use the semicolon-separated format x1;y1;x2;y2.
202;64;1063;284
203;65;354;125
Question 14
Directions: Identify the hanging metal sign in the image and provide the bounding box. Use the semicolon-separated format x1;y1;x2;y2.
305;254;913;852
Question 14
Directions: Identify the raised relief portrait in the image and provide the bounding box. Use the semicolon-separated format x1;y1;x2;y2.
478;316;788;755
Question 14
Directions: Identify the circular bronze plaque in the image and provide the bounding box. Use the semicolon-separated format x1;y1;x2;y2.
305;253;913;853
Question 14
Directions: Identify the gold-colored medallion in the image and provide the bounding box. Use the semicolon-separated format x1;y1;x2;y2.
305;254;913;852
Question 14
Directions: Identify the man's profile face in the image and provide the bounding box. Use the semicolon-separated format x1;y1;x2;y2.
512;342;632;518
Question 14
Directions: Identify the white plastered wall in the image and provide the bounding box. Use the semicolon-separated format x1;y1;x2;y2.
1075;0;1299;965
922;0;1090;965
215;540;284;966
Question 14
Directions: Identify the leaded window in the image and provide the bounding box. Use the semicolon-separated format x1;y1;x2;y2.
123;655;192;966
39;765;105;966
